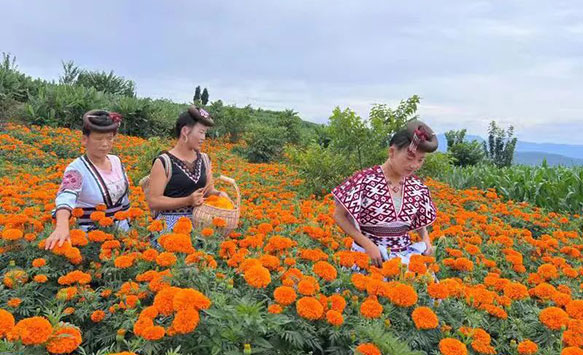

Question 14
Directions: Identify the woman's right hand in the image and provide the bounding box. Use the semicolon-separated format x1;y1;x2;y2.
190;188;206;206
45;225;70;250
364;242;383;267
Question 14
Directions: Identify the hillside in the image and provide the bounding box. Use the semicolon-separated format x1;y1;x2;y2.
0;124;582;353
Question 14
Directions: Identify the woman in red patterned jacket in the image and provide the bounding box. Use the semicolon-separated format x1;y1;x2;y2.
332;120;439;267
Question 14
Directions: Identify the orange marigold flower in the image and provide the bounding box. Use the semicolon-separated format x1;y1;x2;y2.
212;217;227;228
427;282;449;299
296;297;324;320
71;208;84;218
95;204;107;212
517;340;538;354
412;306;438;329
91;310;106;323
312;261;337;282
326;310;344;326
355;343;381;355
153;286;180;316
259;254;281;270
539;306;569;330
538;263;559;280
389;282;418;307
1;228;23;241
351;273;368;291
566;300;583;320
171;308;200;334
562;347;583;355
298;276;320;296
0;308;15;338
531;282;557;301
69;229;88;246
158;233;195;254
439;338;468;355
503;281;529;300
173;288;211;312
141;325;165;341
7;298;21;308
46;325;82;354
10;316;53;345
244;265;271;289
329;294;347;313
201;228;214;237
98;217;114;227
360;298;383;319
554;292;573;307
32;258;46;268
156;252;177;267
268;304;283;314
274;286;297;306
90;211;106;221
57;270;91;285
452;257;474;272
34;274;48;283
114;255;136;269
142;248;159;262
114;211;129;220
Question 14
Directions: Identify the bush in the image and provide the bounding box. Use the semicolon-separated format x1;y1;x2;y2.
416;152;454;180
444;129;485;167
287;96;420;196
60;60;136;97
128;136;169;184
286;144;353;197
23;84;109;128
242;124;287;163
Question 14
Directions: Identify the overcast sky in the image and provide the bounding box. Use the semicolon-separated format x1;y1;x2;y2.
2;0;582;143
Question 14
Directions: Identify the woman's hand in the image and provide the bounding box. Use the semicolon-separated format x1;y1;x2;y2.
190;188;206;206
45;225;70;250
364;241;383;267
423;241;435;256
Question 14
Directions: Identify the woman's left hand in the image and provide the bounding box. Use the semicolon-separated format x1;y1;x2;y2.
423;242;434;256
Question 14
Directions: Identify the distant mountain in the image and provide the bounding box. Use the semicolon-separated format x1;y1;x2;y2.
436;133;583;162
515;141;583;160
514;152;583;167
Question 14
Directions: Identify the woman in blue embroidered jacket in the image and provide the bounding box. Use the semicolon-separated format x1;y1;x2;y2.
45;110;131;250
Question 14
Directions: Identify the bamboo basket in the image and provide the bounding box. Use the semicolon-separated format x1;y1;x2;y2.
192;175;241;237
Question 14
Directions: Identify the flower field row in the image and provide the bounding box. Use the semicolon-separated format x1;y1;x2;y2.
0;123;582;354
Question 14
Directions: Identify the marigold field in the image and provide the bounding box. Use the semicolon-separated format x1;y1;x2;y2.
1;123;583;355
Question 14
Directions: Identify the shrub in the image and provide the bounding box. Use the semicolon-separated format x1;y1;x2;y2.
242;125;287;163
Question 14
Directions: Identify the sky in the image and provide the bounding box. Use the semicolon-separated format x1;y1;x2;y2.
1;0;582;144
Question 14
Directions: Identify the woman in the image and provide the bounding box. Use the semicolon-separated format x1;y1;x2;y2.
332;120;439;267
45;110;131;250
147;105;228;245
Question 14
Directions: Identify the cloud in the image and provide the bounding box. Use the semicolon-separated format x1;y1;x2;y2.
1;0;582;144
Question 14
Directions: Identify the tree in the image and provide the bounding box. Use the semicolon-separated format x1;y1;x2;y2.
445;129;485;167
193;86;201;104
59;61;135;97
201;88;209;105
278;109;302;145
483;121;518;168
59;61;81;85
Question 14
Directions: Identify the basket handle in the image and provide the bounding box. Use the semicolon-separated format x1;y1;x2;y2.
217;175;241;209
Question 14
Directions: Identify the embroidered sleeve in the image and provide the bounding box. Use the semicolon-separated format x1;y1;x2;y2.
54;169;83;214
331;170;365;221
410;187;437;230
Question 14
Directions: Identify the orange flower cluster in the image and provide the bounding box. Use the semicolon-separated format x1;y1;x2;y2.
204;195;234;209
